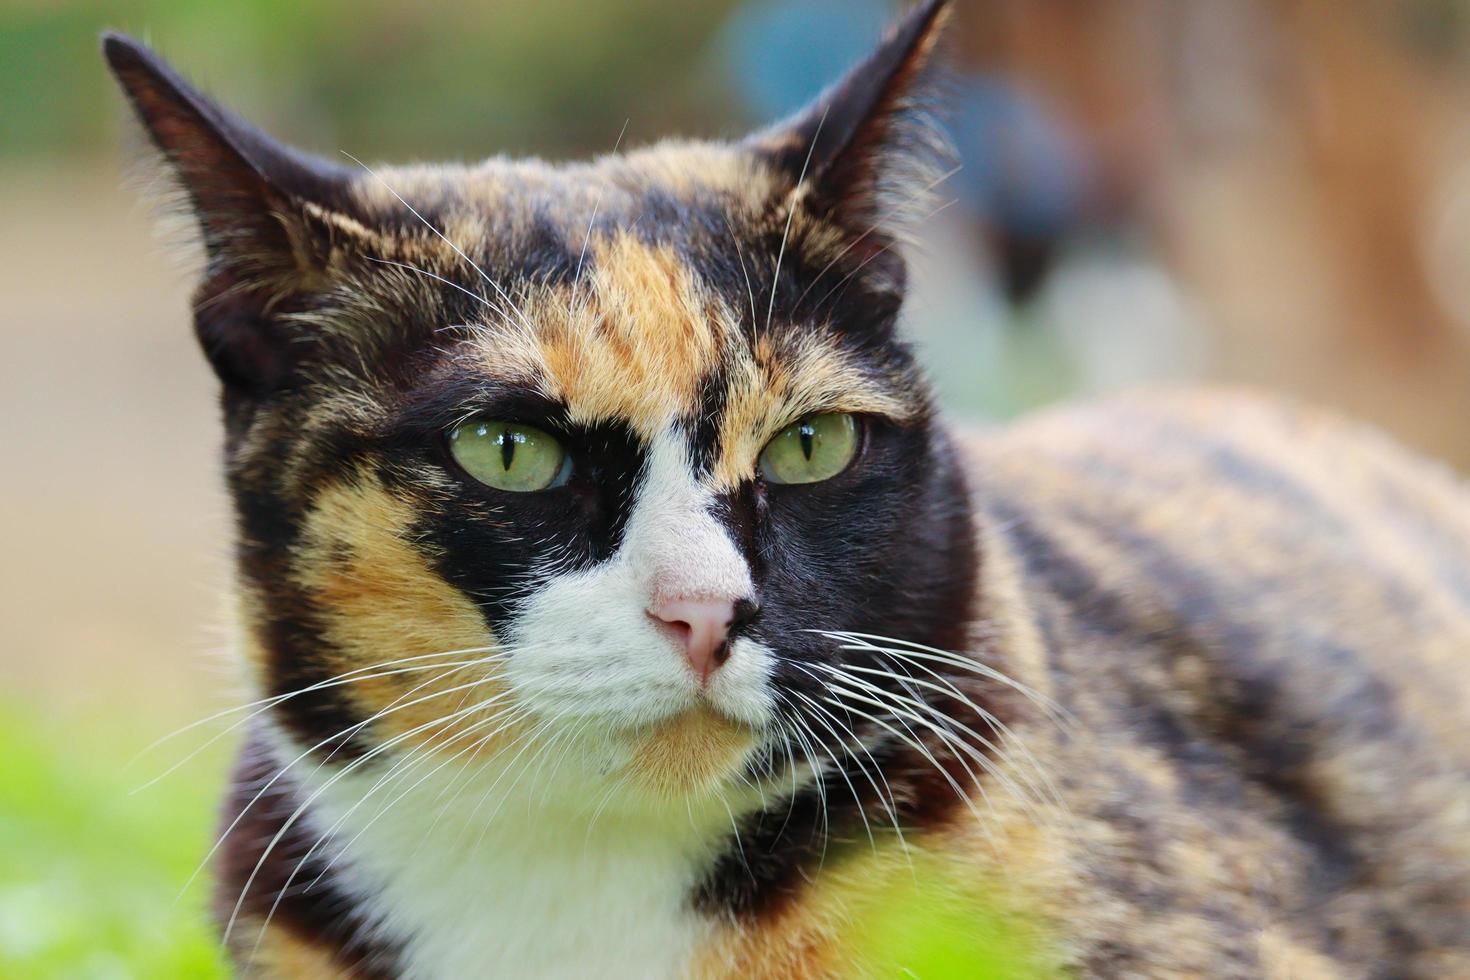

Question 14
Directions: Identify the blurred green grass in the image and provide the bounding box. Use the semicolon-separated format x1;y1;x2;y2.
840;851;1057;979
0;706;228;979
0;700;1053;978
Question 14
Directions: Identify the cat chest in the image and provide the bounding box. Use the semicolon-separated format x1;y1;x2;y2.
310;772;719;979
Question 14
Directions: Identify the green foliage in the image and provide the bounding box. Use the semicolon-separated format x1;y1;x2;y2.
839;853;1059;979
4;0;746;162
0;707;228;979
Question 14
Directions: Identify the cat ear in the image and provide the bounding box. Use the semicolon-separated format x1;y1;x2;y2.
746;0;951;279
102;32;357;391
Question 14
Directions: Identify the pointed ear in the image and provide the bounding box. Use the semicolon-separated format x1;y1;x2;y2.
746;0;951;275
102;32;358;392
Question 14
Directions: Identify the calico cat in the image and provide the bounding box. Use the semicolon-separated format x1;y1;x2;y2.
104;1;1470;976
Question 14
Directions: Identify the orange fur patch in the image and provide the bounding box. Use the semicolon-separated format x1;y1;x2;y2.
239;923;356;979
293;474;521;757
525;232;732;436
710;331;915;490
460;237;916;489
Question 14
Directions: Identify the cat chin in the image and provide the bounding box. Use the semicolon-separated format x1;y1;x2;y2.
506;638;779;802
613;705;758;800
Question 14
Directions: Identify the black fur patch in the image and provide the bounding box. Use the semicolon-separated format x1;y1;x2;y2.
215;728;402;977
693;421;995;921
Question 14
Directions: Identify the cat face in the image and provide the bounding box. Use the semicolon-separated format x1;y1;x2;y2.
106;1;981;812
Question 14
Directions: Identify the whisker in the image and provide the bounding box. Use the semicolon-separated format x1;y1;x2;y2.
815;664;1064;848
134;653;505;794
765;106;828;337
818;669;1037;818
223;688;510;944
770;689;831;859
768;716;805;842
785;688;879;853
198;668;507;905
277;700;535;922
466;713;573;849
835;655;1068;817
789;162;961;315
721;211;760;335
342;152;535;335
569;118;629;304
365;256;501;315
784;676;909;860
818;629;1069;724
131;645;503;769
813;687;1009;865
715;785;749;878
802;195;958;316
535;713;599;809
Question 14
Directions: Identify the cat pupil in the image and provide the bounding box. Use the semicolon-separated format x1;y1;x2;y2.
799;421;815;461
499;428;517;471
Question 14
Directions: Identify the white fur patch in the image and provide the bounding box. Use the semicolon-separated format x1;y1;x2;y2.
297;746;729;979
508;429;771;729
281;428;780;978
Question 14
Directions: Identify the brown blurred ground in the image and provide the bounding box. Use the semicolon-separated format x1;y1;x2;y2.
0;163;228;722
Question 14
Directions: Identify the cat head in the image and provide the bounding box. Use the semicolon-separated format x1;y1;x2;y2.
105;0;981;811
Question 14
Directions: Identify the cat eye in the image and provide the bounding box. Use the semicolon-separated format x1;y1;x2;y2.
758;413;860;485
447;420;571;493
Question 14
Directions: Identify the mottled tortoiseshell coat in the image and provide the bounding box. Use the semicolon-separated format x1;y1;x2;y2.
105;1;1470;976
960;390;1470;977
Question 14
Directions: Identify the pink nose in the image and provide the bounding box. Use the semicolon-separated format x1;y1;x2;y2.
648;597;736;684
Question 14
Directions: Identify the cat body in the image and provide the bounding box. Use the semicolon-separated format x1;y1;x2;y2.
963;390;1470;977
105;2;1470;976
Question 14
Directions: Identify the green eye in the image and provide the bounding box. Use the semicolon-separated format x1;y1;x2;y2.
758;413;859;485
447;420;570;492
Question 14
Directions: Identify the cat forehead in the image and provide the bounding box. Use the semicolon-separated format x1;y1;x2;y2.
489;241;904;415
348;141;786;241
336;139;867;308
424;228;913;489
325;143;917;482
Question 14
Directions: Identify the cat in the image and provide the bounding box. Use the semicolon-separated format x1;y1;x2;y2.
104;1;1470;976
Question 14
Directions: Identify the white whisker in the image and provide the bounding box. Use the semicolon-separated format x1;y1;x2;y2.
764;106;828;336
342;152;535;335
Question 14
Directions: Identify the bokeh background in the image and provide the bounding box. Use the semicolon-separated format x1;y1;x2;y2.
6;0;1470;974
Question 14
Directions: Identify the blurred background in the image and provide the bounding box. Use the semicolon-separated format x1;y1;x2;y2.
6;0;1470;974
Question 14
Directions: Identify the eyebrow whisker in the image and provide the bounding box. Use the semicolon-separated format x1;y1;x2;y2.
765;105;829;338
343;152;537;336
366;256;501;314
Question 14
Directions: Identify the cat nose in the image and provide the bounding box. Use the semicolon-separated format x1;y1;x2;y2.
648;597;736;684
